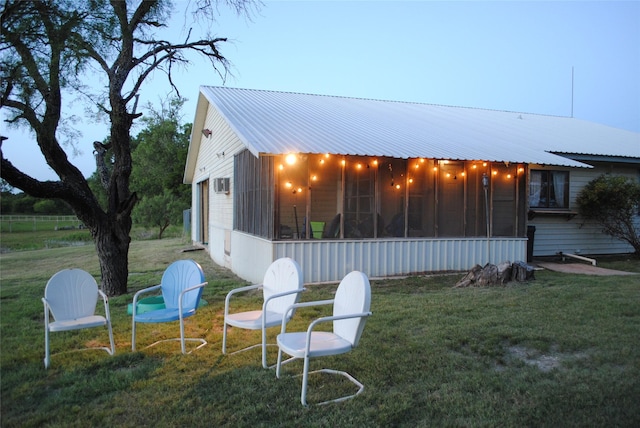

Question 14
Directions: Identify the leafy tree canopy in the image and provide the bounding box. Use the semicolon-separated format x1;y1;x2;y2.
576;174;640;255
1;0;257;295
130;97;191;238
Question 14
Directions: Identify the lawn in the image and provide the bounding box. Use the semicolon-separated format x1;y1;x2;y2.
1;238;639;427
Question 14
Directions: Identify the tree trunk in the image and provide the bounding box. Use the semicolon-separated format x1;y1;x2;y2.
93;215;132;296
95;230;130;296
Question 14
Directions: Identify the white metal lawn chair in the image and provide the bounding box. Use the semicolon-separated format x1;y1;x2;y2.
222;257;305;368
42;269;115;369
131;259;208;354
276;270;372;406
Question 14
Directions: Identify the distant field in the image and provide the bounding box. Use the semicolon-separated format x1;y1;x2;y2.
0;215;82;233
0;216;185;252
0;216;90;252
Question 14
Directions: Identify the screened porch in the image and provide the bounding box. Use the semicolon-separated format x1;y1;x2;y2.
234;149;528;242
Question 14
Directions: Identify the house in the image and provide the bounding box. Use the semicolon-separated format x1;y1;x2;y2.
184;86;640;284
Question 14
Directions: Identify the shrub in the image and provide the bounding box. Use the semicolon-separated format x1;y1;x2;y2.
576;174;640;255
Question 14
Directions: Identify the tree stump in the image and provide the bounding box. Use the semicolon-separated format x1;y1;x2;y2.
455;261;534;288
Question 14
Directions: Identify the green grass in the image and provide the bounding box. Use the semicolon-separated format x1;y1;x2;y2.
0;219;184;252
1;237;639;427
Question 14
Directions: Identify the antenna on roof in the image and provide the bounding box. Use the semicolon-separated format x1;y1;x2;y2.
571;66;574;118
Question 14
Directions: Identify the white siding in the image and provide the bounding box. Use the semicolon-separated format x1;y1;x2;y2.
230;231;275;283
530;164;639;256
190;103;246;268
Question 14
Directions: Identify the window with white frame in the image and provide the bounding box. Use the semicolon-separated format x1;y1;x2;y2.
529;170;569;208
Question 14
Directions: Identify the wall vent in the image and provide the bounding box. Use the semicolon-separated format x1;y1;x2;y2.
213;177;230;194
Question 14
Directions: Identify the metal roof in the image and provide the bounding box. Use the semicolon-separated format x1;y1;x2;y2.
199;86;640;168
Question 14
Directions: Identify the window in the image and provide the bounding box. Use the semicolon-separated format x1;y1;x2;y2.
529;170;569;208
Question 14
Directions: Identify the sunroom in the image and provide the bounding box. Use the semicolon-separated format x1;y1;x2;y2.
236;151;527;242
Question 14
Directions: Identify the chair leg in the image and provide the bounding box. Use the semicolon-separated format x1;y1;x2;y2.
222;320;228;354
44;328;50;369
179;317;186;354
276;348;283;378
107;321;115;355
261;326;268;369
131;318;137;352
301;354;310;406
305;369;365;406
135;316;206;354
223;325;277;368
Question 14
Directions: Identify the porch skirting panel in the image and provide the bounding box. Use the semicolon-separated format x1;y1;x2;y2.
271;237;527;284
225;232;526;284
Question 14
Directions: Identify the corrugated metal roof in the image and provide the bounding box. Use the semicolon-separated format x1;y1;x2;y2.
200;86;640;168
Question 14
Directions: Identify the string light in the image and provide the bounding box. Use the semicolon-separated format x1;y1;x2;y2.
280;157;522;193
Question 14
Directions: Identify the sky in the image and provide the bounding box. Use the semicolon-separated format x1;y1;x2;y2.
2;0;639;182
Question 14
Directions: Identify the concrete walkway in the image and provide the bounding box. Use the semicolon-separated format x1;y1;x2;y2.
536;262;637;276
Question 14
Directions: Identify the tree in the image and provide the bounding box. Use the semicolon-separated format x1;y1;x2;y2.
1;0;255;295
134;190;186;238
576;174;640;256
131;97;191;238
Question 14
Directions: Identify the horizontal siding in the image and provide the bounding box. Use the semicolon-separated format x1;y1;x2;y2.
530;164;639;256
191;103;246;243
530;217;633;256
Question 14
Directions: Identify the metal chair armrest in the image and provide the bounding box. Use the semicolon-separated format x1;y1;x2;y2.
132;284;162;317
305;312;373;355
279;299;335;334
263;287;306;311
42;297;51;327
224;283;262;316
178;281;208;316
97;289;111;320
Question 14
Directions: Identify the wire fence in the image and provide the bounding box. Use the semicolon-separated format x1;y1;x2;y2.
0;215;83;233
